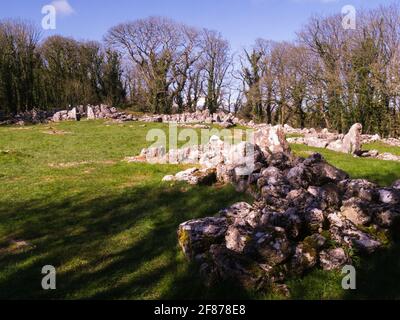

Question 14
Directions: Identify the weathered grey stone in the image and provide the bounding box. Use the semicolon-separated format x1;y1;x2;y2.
378;188;400;204
207;244;270;290
305;208;325;232
286;164;313;189
319;248;348;270
269;208;303;239
339;179;378;202
340;198;371;226
164;168;217;185
87;106;96;120
178;217;228;259
305;137;329;149
254;125;291;156
392;180;400;190
260;166;284;186
343;228;382;254
254;227;291;266
225;224;254;254
309;161;349;185
290;242;318;275
328;123;362;154
376;153;400;162
373;206;400;228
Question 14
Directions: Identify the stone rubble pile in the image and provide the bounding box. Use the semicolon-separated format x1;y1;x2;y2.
362;134;400;148
288;124;400;162
85;105;136;122
53;105;136;123
0;109;55;126
287;124;363;155
139;109;246;128
176;150;400;292
128;123;399;293
126;125;290;173
0;105;136;125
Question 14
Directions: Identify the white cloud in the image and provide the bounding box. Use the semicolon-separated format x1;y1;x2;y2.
51;0;75;16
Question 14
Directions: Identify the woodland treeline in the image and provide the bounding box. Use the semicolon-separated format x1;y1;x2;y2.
1;4;400;136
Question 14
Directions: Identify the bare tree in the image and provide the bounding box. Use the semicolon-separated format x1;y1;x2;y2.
200;29;232;114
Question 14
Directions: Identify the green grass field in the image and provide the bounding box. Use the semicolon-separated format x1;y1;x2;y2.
1;120;400;300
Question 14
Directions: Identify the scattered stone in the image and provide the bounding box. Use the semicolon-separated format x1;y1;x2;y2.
163;168;217;185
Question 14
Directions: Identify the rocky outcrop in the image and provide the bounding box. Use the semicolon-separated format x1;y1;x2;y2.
52;107;81;122
139;109;245;128
328;123;363;154
176;151;399;292
83;104;135;122
0;104;136;125
162;168;217;185
131;125;289;165
0;109;54;125
288;124;363;155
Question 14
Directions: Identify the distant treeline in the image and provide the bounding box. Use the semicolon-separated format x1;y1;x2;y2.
0;20;126;115
1;3;400;136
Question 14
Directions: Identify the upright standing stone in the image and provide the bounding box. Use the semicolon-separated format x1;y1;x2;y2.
254;125;291;156
87;106;96;120
67;107;78;121
342;123;362;154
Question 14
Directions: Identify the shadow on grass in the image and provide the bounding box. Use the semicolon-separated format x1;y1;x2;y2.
343;244;400;300
0;182;252;300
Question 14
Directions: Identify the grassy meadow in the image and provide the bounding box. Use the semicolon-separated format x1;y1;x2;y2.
1;120;400;299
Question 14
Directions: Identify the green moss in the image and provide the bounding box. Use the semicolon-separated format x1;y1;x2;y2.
178;228;191;250
286;133;305;139
358;226;391;247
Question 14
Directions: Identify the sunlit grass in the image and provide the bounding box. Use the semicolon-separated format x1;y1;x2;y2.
0;120;399;299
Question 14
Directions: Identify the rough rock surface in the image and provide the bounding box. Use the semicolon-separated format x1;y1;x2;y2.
288;123;362;155
162;168;217;185
176;150;399;292
139;109;243;127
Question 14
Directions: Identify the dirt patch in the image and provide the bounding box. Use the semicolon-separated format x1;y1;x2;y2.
0;149;32;158
0;239;36;256
48;160;117;168
42;128;72;135
9;127;33;131
124;156;147;163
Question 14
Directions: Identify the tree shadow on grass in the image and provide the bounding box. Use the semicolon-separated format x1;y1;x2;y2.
2;171;400;300
0;182;252;300
343;244;400;300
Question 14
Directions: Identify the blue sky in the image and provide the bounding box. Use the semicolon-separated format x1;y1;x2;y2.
0;0;396;50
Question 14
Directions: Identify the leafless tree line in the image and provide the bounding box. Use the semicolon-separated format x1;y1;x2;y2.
1;4;400;136
238;4;400;136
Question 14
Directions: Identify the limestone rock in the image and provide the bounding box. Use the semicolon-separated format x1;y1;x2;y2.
319;248;348;270
87;106;96;120
290;242;318;275
254;227;291;266
254;125;291;156
225;224;254;254
206;244;270;290
178;217;228;259
164;168;217;185
378;188;400;204
340;198;371;226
